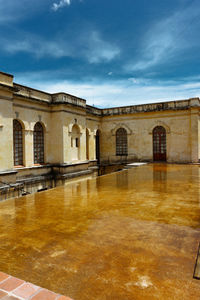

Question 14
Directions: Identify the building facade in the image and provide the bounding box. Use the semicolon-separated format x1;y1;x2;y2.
0;70;200;199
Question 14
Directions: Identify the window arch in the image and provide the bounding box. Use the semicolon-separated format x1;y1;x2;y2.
13;119;23;166
116;128;128;156
34;122;44;164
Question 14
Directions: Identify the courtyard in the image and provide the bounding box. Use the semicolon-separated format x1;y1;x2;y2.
0;164;199;299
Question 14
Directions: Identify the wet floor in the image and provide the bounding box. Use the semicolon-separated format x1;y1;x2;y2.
0;164;200;299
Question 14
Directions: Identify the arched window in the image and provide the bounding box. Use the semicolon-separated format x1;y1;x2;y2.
34;122;44;164
116;128;128;156
13;119;23;166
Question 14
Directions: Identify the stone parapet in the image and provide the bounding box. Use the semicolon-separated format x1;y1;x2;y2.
101;98;200;116
86;105;102;116
14;83;52;103
52;92;86;108
0;71;13;87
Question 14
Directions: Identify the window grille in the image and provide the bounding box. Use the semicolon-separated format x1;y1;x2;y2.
34;122;44;164
13;119;23;166
116;128;128;156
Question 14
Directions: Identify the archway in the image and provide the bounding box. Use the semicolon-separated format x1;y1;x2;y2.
153;126;166;161
71;124;80;161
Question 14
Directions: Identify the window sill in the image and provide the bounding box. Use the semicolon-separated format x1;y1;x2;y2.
14;165;24;168
14;164;51;171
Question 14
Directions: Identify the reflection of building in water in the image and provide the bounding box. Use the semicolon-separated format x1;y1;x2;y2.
0;70;200;199
153;164;168;192
116;171;129;189
153;164;167;181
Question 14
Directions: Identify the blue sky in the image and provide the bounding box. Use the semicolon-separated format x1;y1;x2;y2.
1;0;200;107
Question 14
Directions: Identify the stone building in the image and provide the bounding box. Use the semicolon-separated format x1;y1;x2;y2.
0;70;200;199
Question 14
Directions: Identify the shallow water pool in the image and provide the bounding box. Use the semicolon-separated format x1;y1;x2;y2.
0;164;200;299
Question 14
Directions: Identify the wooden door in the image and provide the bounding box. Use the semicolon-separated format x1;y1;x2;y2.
153;126;166;161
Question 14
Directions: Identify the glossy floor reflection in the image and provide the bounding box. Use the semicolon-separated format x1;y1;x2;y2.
0;164;200;299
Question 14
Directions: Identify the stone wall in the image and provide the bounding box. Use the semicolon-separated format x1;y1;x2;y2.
100;110;196;164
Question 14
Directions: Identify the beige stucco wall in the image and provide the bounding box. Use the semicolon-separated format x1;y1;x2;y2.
100;109;199;164
0;92;13;171
198;117;200;160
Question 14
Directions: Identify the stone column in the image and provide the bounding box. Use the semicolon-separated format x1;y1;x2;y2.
89;132;96;160
79;130;86;161
24;129;34;167
190;108;199;163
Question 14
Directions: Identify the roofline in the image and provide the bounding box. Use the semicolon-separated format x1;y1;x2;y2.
14;83;87;102
52;92;86;102
101;97;200;110
14;82;52;96
86;104;102;110
0;71;13;78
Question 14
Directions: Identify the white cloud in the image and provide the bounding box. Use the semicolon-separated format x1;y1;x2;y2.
128;77;139;84
0;0;48;23
14;72;200;108
125;1;200;71
0;2;119;63
2;37;71;58
52;0;71;11
84;31;120;63
1;29;120;63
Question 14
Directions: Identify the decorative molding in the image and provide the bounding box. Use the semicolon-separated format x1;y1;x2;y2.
148;121;171;135
13;103;50;113
111;123;132;135
93;127;101;136
0;96;13;102
86;128;92;136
